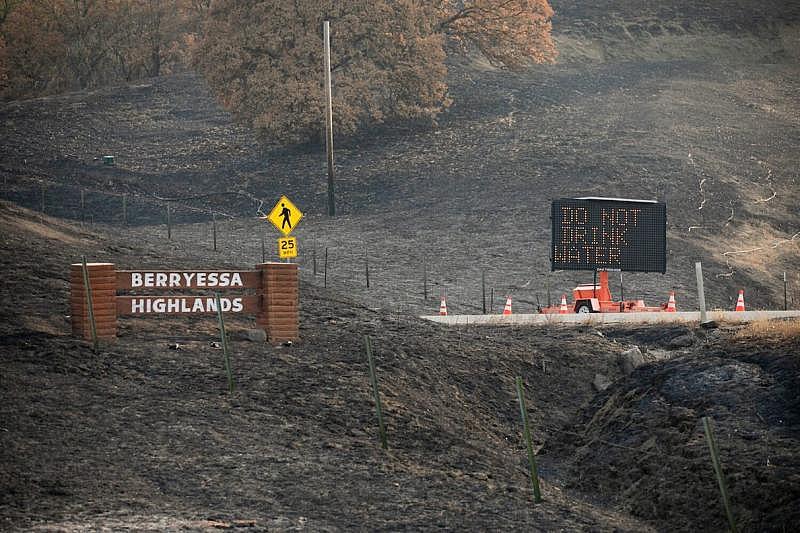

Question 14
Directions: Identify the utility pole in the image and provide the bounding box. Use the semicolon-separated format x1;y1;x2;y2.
323;20;336;217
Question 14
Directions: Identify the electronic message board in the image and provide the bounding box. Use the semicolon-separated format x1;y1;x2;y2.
551;198;666;273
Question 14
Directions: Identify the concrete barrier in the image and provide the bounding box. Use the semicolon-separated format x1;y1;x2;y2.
420;310;800;326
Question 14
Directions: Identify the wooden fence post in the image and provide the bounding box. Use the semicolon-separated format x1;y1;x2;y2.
212;213;217;252
546;275;551;307
365;247;370;289
423;260;428;301
783;272;787;311
482;270;486;314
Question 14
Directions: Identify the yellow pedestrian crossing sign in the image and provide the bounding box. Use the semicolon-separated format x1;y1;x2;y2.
265;195;303;236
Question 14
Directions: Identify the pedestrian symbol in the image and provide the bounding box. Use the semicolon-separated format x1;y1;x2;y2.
264;195;303;236
280;204;292;230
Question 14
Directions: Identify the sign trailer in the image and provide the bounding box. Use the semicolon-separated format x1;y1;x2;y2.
543;197;669;314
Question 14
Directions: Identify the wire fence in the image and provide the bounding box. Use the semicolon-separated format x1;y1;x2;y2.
1;173;257;226
0;173;563;315
5;172;794;530
3;172;799;316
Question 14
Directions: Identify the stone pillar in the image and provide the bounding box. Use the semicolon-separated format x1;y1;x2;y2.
70;262;117;341
256;262;299;343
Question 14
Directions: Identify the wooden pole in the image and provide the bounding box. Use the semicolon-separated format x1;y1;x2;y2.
365;247;370;289
423;260;428;301
166;204;172;240
323;20;336;217
546;275;551;307
81;256;99;353
784;272;788;311
482;270;486;314
212;213;217;252
80;189;86;224
364;335;388;449
324;247;328;288
215;293;235;394
261;235;266;263
702;417;738;533
516;376;542;502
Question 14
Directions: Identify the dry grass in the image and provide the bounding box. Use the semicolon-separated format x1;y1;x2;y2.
734;318;800;340
688;221;800;298
0;201;89;245
554;25;783;63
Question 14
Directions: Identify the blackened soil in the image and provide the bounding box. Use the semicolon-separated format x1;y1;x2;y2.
545;330;800;532
2;1;800;530
2;197;799;531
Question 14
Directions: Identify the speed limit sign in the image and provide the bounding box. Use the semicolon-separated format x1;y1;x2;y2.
278;236;297;259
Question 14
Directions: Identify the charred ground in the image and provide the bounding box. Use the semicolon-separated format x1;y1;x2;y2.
1;1;800;531
2;200;799;532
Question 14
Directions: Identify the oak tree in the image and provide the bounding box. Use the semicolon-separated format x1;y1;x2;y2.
1;1;67;97
436;0;556;68
1;0;202;99
196;0;555;144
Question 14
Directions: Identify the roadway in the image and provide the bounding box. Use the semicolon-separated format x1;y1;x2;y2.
421;310;800;326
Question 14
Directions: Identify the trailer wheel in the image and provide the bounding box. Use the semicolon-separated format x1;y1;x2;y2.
576;303;593;314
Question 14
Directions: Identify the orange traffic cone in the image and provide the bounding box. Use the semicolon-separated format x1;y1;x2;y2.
735;290;745;311
559;294;568;314
666;291;677;312
439;294;448;316
502;296;512;315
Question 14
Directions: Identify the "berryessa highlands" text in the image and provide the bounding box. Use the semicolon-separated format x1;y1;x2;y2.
130;272;244;288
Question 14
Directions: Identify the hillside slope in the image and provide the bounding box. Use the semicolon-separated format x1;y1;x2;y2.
2;197;798;531
1;3;798;313
0;200;650;531
1;2;800;530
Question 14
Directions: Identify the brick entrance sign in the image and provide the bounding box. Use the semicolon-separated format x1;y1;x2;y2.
70;262;117;340
255;263;299;342
69;262;299;343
